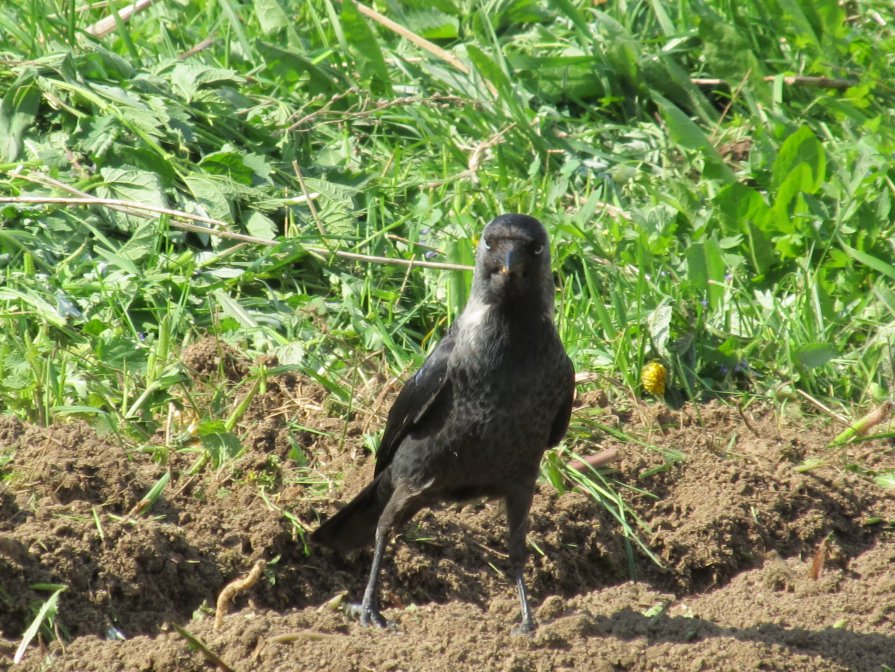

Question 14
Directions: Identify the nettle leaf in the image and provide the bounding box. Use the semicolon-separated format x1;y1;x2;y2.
200;146;273;186
254;0;289;35
115;220;158;262
184;175;235;222
646;301;672;356
78;115;120;158
97;166;166;231
77;46;135;81
169;63;244;100
402;8;459;39
0;74;41;161
98;166;166;204
90;83;168;139
245;211;277;240
299;177;360;204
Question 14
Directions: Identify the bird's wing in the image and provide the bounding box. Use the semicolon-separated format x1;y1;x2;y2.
548;360;575;447
374;333;455;476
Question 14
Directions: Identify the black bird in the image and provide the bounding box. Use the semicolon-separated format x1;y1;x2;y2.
312;214;575;634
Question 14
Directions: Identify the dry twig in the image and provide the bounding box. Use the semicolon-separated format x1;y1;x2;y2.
85;0;160;38
692;75;856;90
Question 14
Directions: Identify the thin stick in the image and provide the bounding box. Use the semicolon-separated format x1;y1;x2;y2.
692;75;856;90
350;1;470;75
291;161;329;243
0;195;474;272
795;388;850;425
178;37;216;61
85;0;159;38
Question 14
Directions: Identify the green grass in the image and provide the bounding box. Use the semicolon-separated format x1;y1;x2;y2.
2;0;895;541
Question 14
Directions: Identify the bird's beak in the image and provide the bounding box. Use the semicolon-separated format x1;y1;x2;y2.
500;248;518;276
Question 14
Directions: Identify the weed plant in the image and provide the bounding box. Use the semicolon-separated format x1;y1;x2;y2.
1;0;894;551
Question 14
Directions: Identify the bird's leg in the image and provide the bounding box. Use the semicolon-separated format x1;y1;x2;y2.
349;486;419;630
506;488;536;635
351;523;392;629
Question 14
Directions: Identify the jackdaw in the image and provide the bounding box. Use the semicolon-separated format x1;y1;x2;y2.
312;214;575;634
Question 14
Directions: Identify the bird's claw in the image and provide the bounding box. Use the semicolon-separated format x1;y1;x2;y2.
345;602;395;630
511;619;537;637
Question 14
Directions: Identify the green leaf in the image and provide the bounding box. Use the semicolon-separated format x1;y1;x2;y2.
552;0;593;42
773;163;814;215
116;220;157;262
341;0;391;92
775;0;821;55
200;147;271;186
714;184;776;278
134;471;171;514
794;343;837;369
653;94;733;183
772;126;826;193
256;42;340;94
199;431;244;468
0;288;66;327
246;211;277;240
184;175;234;222
0;74;41;161
401;8;458;39
686;235;726;308
96;166;167;230
168;63;244;100
646;302;672;355
467;44;512;96
839;243;895;282
214;289;257;328
697;7;763;83
254;0;289;34
79;115;120;158
510;52;604;102
14;585;67;664
874;472;895;490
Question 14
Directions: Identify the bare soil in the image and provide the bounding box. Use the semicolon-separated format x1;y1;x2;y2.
1;346;893;671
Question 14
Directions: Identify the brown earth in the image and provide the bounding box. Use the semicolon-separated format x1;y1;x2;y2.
1;343;893;671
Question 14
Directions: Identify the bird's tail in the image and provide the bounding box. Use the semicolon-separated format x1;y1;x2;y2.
311;475;391;552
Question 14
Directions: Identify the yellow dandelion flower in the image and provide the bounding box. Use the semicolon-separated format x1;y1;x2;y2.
641;361;667;395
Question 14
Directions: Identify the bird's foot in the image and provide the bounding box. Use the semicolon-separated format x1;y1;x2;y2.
345;602;395;630
511;618;537;637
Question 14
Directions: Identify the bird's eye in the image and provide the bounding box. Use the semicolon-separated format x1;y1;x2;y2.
483;237;492;250
533;244;545;256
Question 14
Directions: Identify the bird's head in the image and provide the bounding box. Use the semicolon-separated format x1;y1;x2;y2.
471;214;555;314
